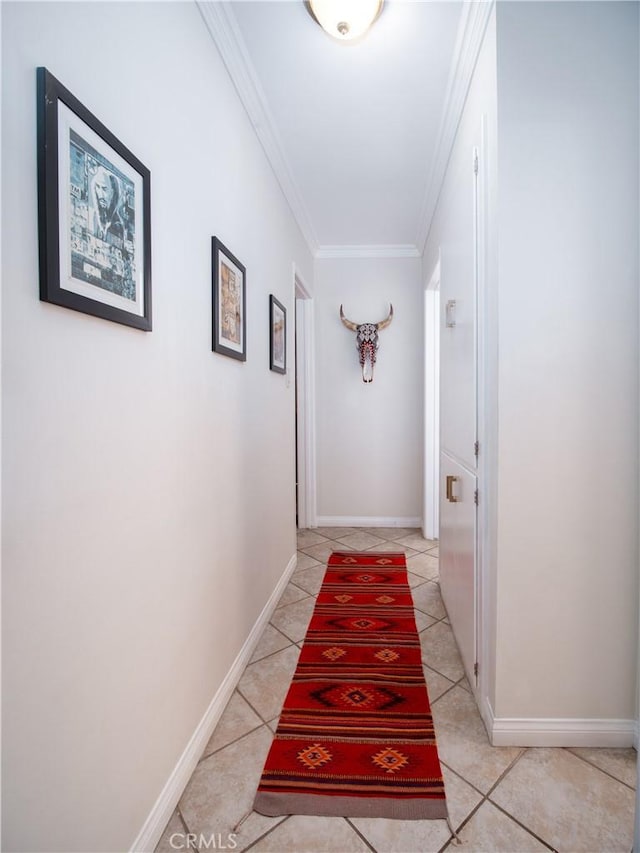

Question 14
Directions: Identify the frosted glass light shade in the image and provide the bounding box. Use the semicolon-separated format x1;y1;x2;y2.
308;0;383;41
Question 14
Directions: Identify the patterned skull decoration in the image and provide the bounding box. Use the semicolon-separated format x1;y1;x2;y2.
340;304;394;383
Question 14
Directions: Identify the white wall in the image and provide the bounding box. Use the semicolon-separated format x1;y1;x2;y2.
1;3;312;850
423;0;638;737
314;257;423;525
493;0;639;723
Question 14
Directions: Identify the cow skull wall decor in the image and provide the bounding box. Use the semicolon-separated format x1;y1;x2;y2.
339;304;393;383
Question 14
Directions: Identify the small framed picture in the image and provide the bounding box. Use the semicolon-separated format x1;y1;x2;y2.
269;295;286;374
212;237;246;361
37;67;152;330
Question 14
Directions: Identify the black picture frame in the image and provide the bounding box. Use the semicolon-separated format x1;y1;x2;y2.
269;295;286;374
212;237;246;361
37;67;152;331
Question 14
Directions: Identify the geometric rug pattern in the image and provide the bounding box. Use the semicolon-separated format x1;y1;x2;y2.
253;552;448;820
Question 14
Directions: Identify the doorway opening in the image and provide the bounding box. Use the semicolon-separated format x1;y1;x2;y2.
423;260;440;541
294;268;317;530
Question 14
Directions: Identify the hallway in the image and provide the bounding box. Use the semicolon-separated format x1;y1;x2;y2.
155;528;636;853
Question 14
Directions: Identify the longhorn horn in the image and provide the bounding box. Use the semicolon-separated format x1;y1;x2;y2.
339;305;359;332
376;304;394;330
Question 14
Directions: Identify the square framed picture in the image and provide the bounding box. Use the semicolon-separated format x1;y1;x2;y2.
37;67;152;331
212;237;246;361
269;295;286;374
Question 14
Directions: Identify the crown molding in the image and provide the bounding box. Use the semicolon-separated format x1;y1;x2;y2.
315;244;421;260
197;1;320;255
415;0;495;254
198;1;494;263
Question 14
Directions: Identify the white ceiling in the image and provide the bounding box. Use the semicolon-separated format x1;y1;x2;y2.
198;1;485;257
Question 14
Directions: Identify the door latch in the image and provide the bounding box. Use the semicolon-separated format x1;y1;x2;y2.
446;475;459;503
445;300;456;328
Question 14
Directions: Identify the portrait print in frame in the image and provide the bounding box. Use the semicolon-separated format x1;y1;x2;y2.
269;295;286;374
212;237;246;361
37;67;152;330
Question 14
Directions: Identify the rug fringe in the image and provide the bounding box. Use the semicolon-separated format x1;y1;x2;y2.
232;809;254;833
446;816;461;844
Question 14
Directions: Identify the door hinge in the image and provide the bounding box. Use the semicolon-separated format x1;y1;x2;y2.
473;148;479;176
474;440;479;458
474;489;479;506
474;662;479;677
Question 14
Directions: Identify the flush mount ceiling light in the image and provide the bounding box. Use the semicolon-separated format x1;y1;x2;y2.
306;0;384;41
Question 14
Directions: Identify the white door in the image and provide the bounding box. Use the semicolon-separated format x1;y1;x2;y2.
439;141;481;687
295;272;317;529
439;459;476;682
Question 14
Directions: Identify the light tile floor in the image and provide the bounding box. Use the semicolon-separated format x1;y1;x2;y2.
156;528;637;853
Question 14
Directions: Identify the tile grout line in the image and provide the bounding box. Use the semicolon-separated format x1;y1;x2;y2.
562;746;638;791
247;635;300;667
437;749;560;849
238;815;290;853
175;807;197;850
237;677;292;728
198;721;266;763
486;799;559;852
344;817;380;853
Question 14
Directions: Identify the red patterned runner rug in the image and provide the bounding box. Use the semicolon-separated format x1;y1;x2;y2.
253;551;448;820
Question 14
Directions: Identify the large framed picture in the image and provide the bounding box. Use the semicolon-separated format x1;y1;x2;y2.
212;237;246;361
269;295;286;374
37;67;152;331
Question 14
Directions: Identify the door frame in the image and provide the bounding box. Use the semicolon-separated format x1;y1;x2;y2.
294;265;317;529
423;258;441;541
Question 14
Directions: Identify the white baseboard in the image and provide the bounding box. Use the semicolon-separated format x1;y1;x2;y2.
634;719;639;750
491;715;636;748
316;516;422;529
131;552;298;853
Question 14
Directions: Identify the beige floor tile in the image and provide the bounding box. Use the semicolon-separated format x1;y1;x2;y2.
270;596;316;643
490;747;635;851
179;727;284;852
290;564;327;595
154;810;194;852
423;665;456;702
413;581;447;621
316;526;359;539
420;621;465;681
428;545;440;557
414;610;437;632
431;687;522;793
336;531;387;551
238;645;300;721
251;815;371;852
250;624;294;663
275;581;310;609
441;764;484;830
447;800;548;851
202;692;263;759
295;553;323;572
457;675;473;693
350;813;451;852
567;745;637;788
361;526;417;540
366;541;420;557
297;530;330;548
300;542;346;564
394;533;437;552
406;552;439;580
407;571;428;589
